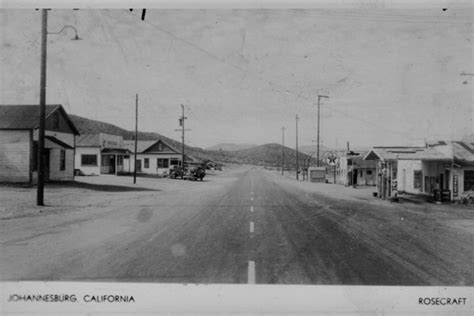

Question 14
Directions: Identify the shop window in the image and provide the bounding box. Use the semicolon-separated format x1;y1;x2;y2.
464;170;474;191
144;158;150;169
60;150;66;171
81;154;97;166
170;158;180;166
413;170;422;189
157;158;169;168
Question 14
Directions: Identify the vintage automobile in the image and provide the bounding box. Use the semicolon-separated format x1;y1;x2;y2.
169;165;184;179
184;163;206;181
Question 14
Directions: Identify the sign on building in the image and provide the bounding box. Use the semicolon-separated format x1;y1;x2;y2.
326;152;339;166
308;167;326;183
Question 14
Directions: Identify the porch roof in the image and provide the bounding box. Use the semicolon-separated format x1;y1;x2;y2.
101;148;131;155
45;135;74;149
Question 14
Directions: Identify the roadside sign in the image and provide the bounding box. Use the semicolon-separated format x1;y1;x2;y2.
326;152;339;166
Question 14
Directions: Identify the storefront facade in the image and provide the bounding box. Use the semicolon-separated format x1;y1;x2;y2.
75;133;130;175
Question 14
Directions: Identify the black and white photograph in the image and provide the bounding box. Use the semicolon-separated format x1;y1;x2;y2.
1;0;473;313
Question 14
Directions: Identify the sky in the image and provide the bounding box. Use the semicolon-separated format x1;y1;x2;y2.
1;7;473;149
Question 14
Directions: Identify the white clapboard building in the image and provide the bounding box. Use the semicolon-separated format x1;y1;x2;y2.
75;133;132;175
0;104;79;183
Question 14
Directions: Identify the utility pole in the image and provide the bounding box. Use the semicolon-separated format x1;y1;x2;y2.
35;10;80;205
133;93;138;184
281;126;285;175
37;9;48;206
181;104;185;169
295;115;299;180
316;94;329;167
175;104;190;169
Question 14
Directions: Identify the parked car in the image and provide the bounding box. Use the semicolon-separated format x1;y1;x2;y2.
184;164;206;181
169;166;184;179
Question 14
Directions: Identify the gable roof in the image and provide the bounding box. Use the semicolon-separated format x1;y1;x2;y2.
452;141;474;165
123;140;157;153
364;146;451;161
428;140;474;165
0;104;79;135
123;139;180;154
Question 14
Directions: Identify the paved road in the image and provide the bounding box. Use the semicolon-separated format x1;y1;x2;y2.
1;167;472;285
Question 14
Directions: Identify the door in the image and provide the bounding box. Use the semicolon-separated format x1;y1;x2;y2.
353;169;358;186
136;159;142;172
444;170;450;190
109;155;116;174
366;169;374;186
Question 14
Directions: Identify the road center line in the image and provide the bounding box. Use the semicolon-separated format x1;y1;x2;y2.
248;261;256;284
250;221;254;233
250;206;254;212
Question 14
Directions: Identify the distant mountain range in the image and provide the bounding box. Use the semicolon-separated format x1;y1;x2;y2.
70;114;318;168
205;143;258;151
223;143;317;168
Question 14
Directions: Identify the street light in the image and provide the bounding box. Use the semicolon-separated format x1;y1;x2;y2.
37;9;81;206
48;25;81;40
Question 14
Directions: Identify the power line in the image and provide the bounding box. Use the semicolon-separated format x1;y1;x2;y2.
123;9;462;140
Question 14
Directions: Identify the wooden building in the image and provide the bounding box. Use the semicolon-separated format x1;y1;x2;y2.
363;146;453;200
337;151;377;186
0;105;79;183
75;133;131;175
122;139;186;176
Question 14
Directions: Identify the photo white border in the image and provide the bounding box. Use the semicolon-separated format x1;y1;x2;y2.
1;0;473;314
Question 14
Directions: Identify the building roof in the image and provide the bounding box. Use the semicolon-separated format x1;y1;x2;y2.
76;134;100;147
123;140;157;153
363;146;451;161
427;140;474;166
0;104;79;134
123;139;180;154
452;141;474;165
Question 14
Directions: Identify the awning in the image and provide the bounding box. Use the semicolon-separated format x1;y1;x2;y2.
45;136;74;149
101;148;132;154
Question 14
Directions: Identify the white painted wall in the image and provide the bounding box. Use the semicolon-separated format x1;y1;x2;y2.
48;148;74;181
124;153;182;175
397;160;423;194
75;147;101;175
